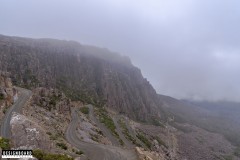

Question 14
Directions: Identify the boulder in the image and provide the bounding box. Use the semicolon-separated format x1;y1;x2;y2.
10;112;52;151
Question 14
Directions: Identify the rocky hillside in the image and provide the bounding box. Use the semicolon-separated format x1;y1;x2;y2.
16;87;172;160
18;88;73;153
158;95;240;159
1;34;239;160
0;34;164;123
0;71;17;120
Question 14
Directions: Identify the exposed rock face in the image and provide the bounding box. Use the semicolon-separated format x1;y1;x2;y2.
10;112;51;150
135;123;178;160
136;147;166;160
32;87;71;117
0;71;15;105
23;87;71;137
0;71;17;121
0;34;164;122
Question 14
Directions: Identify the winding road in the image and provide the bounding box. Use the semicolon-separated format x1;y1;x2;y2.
87;105;121;146
66;106;138;160
0;87;32;138
0;87;137;160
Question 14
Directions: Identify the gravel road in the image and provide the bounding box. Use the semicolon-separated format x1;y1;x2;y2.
66;107;138;160
0;87;32;138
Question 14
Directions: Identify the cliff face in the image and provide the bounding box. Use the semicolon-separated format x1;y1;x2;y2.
0;35;163;122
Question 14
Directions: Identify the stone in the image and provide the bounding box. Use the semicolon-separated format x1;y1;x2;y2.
10;112;52;151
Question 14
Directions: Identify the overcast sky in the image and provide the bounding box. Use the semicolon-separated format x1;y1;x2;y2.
1;0;240;102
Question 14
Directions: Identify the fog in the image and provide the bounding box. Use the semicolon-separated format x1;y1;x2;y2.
1;0;240;102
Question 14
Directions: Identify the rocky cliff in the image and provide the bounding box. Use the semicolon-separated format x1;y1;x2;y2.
1;34;238;160
0;71;17;120
0;34;164;122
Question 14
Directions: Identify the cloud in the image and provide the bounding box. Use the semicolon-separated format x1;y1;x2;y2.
1;0;240;102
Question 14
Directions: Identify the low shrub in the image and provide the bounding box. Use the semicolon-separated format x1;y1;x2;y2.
80;106;89;114
0;93;4;100
56;142;68;150
75;150;84;155
95;108;124;145
136;132;151;149
33;149;73;160
0;137;10;149
155;136;167;148
118;119;137;145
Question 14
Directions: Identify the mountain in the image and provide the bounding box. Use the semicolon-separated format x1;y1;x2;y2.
186;100;240;146
0;34;164;123
161;96;240;147
1;34;240;160
188;100;240;124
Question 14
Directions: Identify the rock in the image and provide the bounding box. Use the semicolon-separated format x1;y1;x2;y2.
5;88;13;97
152;139;160;150
135;147;165;160
5;78;12;88
10;112;51;151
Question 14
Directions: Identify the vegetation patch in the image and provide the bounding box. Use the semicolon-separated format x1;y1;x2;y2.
49;133;62;140
0;137;10;150
56;142;68;150
157;136;168;148
56;78;94;104
95;107;124;145
96;108;117;135
80;106;89;114
56;77;107;107
150;117;165;128
75;150;84;155
118;119;138;145
136;132;151;149
3;106;8;114
33;149;73;160
95;129;103;136
49;94;61;108
22;69;39;89
46;132;52;136
0;93;4;100
90;133;100;142
119;139;124;146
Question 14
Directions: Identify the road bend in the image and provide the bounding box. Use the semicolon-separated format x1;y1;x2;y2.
0;87;32;138
66;107;138;160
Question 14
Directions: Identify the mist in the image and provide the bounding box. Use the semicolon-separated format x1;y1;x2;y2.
1;0;240;102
